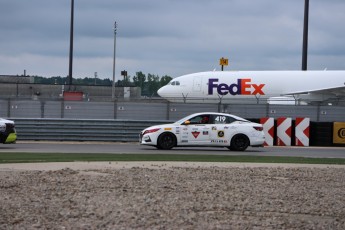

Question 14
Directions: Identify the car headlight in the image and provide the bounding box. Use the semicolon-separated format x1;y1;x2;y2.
143;128;161;136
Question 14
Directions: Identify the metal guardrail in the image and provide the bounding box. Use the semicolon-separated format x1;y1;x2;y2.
10;118;345;147
13;118;169;142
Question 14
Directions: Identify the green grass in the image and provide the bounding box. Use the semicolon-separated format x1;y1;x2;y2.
1;152;345;165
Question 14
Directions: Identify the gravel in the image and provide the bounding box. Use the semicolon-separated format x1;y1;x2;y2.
1;162;345;229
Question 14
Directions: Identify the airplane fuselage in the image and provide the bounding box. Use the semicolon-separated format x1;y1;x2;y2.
157;71;345;104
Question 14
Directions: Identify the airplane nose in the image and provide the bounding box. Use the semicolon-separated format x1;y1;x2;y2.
157;86;165;97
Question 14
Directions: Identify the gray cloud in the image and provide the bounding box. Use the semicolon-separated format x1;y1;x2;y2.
0;0;344;79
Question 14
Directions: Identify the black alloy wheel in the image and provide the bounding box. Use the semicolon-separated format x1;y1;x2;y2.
157;133;176;150
229;134;250;151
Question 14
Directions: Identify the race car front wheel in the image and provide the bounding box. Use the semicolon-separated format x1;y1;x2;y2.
157;133;176;150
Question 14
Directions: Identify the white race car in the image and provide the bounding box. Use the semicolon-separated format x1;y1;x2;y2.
139;112;265;151
0;118;17;144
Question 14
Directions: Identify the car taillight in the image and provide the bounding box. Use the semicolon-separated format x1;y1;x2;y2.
253;126;263;131
143;128;160;135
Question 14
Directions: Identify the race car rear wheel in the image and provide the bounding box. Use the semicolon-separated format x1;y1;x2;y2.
228;134;250;151
157;133;176;150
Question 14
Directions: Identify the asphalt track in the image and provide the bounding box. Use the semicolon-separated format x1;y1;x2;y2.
0;141;345;158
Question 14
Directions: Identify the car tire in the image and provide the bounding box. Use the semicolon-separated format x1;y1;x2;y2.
157;133;176;150
228;134;250;151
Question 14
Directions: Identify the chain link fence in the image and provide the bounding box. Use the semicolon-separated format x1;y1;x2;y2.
1;97;345;122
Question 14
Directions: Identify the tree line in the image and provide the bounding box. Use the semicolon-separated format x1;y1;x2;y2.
33;72;172;97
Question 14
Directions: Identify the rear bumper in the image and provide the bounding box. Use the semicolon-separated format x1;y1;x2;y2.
250;136;265;147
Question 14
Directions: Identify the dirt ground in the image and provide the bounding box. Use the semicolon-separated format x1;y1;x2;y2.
1;162;345;229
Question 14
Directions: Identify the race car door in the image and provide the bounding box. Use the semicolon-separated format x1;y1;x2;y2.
180;114;211;145
186;124;211;144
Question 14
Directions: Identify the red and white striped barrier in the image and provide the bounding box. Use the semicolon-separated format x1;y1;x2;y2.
260;117;274;146
277;117;292;146
295;117;310;146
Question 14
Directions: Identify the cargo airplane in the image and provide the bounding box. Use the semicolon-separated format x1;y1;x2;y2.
157;71;345;104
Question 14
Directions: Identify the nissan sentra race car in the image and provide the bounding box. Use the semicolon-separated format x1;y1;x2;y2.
0;118;17;144
139;112;265;151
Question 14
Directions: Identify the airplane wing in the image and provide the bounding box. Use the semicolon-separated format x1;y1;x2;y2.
283;85;345;97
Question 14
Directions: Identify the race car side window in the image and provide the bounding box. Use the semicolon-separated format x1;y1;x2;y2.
188;115;210;124
211;115;237;124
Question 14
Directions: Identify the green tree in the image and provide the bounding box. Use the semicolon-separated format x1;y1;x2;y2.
116;74;133;87
132;72;146;88
160;75;172;86
147;73;160;96
32;72;173;97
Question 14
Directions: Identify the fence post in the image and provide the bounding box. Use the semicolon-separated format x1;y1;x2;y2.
7;98;11;118
60;100;65;118
316;104;320;122
166;101;170;120
265;103;269;117
113;101;117;119
40;101;45;118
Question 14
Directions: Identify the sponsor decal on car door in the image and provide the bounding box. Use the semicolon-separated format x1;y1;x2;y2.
187;125;210;144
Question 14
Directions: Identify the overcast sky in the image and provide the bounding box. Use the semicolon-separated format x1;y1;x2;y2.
0;0;344;80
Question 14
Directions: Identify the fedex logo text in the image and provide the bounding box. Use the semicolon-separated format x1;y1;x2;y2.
208;78;265;96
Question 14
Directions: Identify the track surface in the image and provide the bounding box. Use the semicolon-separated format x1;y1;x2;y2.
1;141;344;158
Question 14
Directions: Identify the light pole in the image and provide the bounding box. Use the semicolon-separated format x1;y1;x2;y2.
112;21;117;99
302;0;309;71
68;0;74;89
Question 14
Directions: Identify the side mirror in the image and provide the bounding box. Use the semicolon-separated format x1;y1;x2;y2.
183;120;191;125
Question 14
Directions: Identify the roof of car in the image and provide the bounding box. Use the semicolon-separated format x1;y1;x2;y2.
174;112;248;123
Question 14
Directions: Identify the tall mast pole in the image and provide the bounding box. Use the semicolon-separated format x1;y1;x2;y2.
302;0;309;71
68;0;74;88
112;21;117;99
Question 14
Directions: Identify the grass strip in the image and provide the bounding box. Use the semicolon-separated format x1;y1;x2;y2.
0;152;345;165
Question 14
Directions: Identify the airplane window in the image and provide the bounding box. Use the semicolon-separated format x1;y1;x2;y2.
169;81;179;86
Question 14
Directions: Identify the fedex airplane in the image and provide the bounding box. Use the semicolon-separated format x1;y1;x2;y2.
157;71;345;104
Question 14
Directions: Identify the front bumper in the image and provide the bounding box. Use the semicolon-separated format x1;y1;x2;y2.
0;123;17;144
139;133;152;143
139;133;158;146
5;133;17;144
